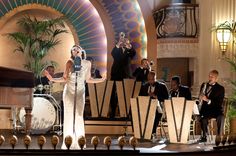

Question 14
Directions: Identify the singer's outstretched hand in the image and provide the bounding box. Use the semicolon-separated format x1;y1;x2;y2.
43;70;53;81
86;73;106;83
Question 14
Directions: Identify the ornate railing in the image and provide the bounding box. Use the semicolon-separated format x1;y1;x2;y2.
153;4;199;38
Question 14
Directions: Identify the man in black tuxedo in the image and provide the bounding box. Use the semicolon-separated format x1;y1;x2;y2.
110;33;136;118
139;71;169;140
169;76;192;100
198;70;225;142
86;57;102;79
133;58;150;85
110;36;136;80
85;57;102;97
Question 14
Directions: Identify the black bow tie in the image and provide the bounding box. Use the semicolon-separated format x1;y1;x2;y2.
150;84;155;87
207;83;214;87
172;91;178;96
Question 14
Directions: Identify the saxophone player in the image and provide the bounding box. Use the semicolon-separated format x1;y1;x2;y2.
198;70;225;142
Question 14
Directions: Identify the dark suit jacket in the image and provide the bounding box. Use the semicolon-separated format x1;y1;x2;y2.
132;67;149;84
199;82;225;118
139;81;169;103
169;85;192;100
110;46;136;81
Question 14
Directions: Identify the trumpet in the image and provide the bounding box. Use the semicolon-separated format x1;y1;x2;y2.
118;32;131;49
119;32;125;39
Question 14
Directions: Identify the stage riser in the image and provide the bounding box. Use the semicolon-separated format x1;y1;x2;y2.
0;109;12;129
85;120;133;135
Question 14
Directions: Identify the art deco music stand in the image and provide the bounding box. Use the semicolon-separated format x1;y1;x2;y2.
130;96;157;140
164;97;194;144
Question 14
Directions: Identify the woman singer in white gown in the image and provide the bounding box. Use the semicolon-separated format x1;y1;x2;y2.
44;45;105;149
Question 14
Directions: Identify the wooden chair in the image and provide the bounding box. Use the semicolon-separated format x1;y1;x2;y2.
208;98;229;142
189;117;197;140
158;102;169;140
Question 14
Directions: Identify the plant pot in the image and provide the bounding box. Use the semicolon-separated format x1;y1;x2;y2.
230;117;236;134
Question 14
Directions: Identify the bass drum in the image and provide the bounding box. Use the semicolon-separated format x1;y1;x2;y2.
19;97;56;134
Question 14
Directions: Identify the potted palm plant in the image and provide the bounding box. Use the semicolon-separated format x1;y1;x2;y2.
7;15;68;78
225;55;236;134
211;21;236;134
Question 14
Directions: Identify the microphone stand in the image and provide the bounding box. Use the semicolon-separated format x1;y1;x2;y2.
73;71;78;134
73;57;81;135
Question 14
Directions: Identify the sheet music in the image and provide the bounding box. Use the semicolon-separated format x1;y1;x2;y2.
156;100;163;114
192;102;199;115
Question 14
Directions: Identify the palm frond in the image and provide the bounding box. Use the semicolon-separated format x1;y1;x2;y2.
6;16;67;78
225;56;236;72
53;29;68;37
13;46;24;53
7;32;28;45
17;16;33;31
47;16;66;29
231;80;236;87
7;32;30;53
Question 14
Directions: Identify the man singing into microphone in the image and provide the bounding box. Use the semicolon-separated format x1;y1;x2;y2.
198;70;225;142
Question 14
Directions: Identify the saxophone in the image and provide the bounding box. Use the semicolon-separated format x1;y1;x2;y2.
197;82;207;112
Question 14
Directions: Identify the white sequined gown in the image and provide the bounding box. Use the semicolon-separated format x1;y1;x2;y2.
61;60;91;149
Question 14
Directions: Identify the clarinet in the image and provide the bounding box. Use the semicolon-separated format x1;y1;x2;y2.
197;82;207;112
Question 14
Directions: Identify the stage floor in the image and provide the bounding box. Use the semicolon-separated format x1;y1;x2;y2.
0;130;235;156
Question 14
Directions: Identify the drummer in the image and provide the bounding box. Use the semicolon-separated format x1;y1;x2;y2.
35;65;55;94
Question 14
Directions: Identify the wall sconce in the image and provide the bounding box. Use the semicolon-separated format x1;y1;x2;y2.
216;28;231;54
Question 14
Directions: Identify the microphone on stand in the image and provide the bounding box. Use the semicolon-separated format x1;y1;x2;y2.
74;56;82;72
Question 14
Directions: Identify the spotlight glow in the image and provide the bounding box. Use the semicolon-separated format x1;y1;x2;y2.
143;50;147;58
134;2;140;10
140;19;145;26
91;8;99;17
84;0;90;4
143;34;147;42
99;23;105;32
102;37;107;46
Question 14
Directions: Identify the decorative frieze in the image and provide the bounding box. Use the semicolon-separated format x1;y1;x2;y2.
157;38;199;58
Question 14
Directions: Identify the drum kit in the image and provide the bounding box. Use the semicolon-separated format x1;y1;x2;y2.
12;82;64;135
